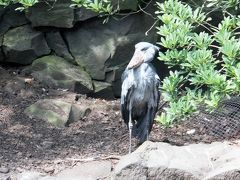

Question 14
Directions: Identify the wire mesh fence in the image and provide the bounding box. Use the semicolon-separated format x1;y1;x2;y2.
196;96;240;139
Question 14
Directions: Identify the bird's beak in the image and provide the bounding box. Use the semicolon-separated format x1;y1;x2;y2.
127;49;145;69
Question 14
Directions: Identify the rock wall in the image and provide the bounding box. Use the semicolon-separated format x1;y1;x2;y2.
0;0;158;98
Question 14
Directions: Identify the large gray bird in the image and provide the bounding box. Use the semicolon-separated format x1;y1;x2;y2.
121;42;160;153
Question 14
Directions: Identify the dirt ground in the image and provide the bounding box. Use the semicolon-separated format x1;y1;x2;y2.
0;65;238;179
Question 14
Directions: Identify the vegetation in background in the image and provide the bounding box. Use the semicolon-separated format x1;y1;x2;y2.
0;0;38;10
0;0;114;15
155;0;240;126
70;0;113;15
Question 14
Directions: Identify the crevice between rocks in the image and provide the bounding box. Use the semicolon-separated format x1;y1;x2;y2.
59;30;77;65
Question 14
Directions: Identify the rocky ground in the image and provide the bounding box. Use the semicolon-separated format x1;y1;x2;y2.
0;65;239;179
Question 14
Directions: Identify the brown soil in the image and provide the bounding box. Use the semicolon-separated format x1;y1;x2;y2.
0;66;238;179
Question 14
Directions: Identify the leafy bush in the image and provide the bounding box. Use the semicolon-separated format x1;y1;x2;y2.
0;0;37;9
70;0;113;15
0;0;113;15
155;0;240;126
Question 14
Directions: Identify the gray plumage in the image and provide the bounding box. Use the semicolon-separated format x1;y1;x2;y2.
121;42;160;152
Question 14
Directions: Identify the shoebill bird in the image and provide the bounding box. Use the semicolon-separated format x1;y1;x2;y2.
121;42;161;153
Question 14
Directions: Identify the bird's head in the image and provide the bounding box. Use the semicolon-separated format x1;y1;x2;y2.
127;42;159;69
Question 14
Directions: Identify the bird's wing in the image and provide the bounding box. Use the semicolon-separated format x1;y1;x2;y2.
154;74;161;108
147;73;161;134
120;70;135;124
127;50;144;69
120;83;129;124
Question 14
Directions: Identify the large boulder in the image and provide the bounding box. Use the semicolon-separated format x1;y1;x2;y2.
2;25;50;64
25;99;72;127
2;4;28;28
17;161;112;179
25;99;91;127
64;5;157;84
25;0;74;28
30;55;93;94
0;4;28;36
114;141;240;180
54;160;112;179
65;23;117;80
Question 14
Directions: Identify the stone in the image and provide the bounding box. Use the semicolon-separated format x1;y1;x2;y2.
74;7;98;22
17;171;45;180
0;36;4;61
64;7;156;82
0;67;9;78
30;55;93;94
90;80;114;99
113;141;240;179
0;20;9;37
43;166;55;174
45;31;74;62
55;161;111;180
68;104;91;124
25;98;92;127
25;0;74;28
64;22;114;80
0;167;9;173
41;141;54;149
2;4;28;28
105;65;126;97
2;25;50;64
25;99;72;127
0;4;28;36
112;0;138;11
0;6;5;19
3;77;26;95
0;5;25;60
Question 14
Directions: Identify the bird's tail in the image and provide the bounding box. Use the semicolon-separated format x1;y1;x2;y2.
133;118;149;144
133;108;154;144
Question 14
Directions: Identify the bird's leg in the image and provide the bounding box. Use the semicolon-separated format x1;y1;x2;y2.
128;109;133;154
146;109;151;142
146;129;149;141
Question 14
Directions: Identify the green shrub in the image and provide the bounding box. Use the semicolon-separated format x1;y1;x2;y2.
0;0;37;10
0;0;113;15
70;0;113;15
155;0;240;126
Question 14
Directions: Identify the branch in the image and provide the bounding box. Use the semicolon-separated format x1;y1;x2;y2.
145;19;159;36
116;0;154;20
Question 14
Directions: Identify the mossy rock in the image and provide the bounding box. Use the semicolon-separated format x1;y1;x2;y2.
25;99;72;128
31;55;93;94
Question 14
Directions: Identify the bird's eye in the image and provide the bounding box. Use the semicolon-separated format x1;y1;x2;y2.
141;47;148;51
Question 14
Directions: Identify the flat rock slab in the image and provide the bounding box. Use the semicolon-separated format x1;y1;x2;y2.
114;141;240;180
24;99;71;128
25;98;91;127
17;161;112;180
54;161;112;180
25;0;74;28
